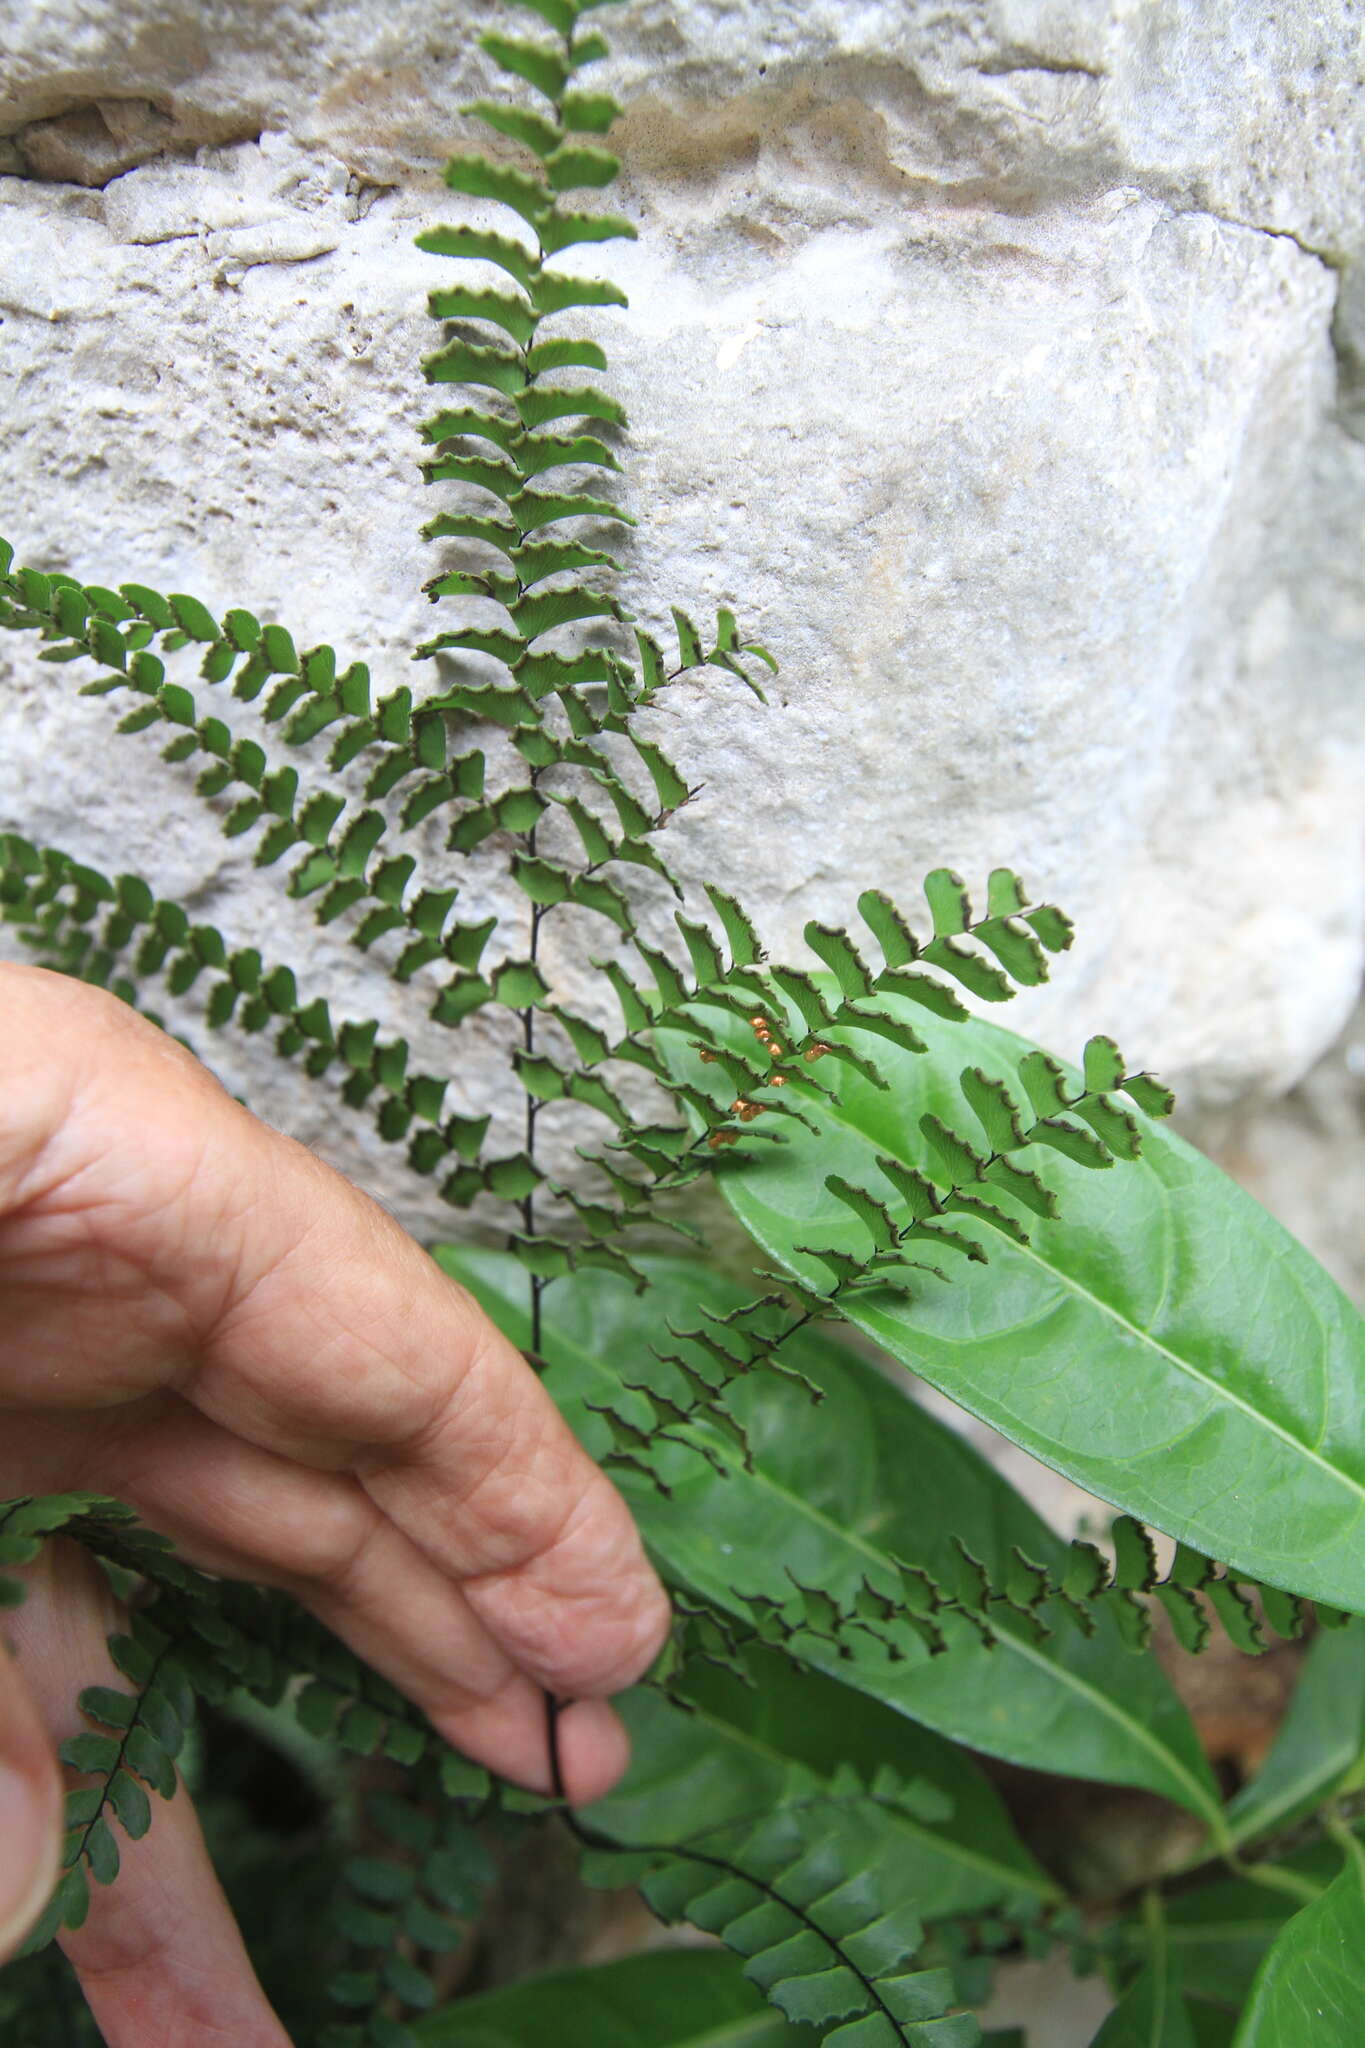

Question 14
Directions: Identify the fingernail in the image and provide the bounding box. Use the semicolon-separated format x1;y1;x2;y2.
0;1758;61;1958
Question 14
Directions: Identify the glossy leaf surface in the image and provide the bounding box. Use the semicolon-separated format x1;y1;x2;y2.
1121;1846;1338;2016
416;1946;816;2044
677;1007;1365;1613
1232;1841;1365;2044
440;1250;1221;1824
589;1650;1056;1918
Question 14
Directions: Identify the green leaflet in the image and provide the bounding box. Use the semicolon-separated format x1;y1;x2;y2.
1231;1841;1365;2044
540;209;637;257
466;96;563;159
511;484;635;531
573;1797;970;2041
426;281;538;346
437;1250;1221;1825
561;86;622;134
480;30;574;105
858;889;918;970
415;1947;817;2045
681;1006;1365;1616
323;1778;493;2023
590;1657;1055;1919
545;143;619;192
443;152;552;232
415;223;538;294
525;335;610;375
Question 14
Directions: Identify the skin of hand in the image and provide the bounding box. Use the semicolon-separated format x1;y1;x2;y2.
0;961;672;2043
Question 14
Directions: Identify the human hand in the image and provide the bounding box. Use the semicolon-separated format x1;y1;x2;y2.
0;962;671;2042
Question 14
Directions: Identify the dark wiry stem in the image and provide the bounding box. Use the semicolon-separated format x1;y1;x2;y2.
542;1692;902;2032
523;869;545;1360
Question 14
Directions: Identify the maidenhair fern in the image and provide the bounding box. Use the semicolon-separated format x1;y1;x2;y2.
3;1;1364;2042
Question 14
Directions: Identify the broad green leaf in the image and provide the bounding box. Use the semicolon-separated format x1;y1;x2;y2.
680;1005;1365;1616
1226;1623;1365;1849
438;1250;1222;1826
1116;1844;1340;2016
1232;1840;1365;2044
1091;1960;1197;2046
589;1655;1052;1919
415;1946;816;2044
1185;2007;1238;2048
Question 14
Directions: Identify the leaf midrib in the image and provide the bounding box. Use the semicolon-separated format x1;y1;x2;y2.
753;1084;1365;1525
1227;1746;1360;1850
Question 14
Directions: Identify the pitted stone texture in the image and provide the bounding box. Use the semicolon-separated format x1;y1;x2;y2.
1;0;1362;1226
1;1;1361;247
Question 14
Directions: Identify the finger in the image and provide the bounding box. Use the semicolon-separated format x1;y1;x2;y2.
196;1180;672;1699
553;1698;634;1806
3;1403;636;1799
62;1791;292;2048
0;965;671;1705
6;1539;289;2047
0;1627;63;1961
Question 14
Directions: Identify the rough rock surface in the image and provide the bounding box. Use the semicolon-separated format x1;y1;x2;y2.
1;0;1362;1224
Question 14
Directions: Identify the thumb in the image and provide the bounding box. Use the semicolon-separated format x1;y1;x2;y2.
0;1627;63;1961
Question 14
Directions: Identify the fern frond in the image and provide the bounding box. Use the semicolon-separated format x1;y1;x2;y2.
2;831;742;1247
700;1511;1316;1679
0;543;527;970
577;1797;977;2044
0;1498;197;1951
0;1492;143;1608
318;1772;495;2035
0;837;507;1195
854;866;1074;1002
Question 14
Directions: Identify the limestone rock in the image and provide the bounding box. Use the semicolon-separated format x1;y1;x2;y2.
13;99;175;186
1;0;1361;1225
